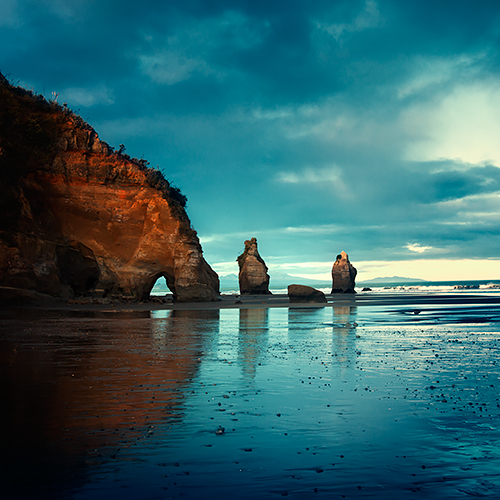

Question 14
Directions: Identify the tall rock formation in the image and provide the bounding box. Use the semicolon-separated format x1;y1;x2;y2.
0;74;219;302
331;251;357;293
237;238;271;294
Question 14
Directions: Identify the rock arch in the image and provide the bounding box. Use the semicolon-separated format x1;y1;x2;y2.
0;75;220;302
141;271;176;301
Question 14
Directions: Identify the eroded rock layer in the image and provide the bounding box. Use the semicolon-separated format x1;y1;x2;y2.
237;238;271;294
0;74;219;302
331;251;357;293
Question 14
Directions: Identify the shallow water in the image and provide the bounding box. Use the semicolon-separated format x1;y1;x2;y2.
0;303;499;499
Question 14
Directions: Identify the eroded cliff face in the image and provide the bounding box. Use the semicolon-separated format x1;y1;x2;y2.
0;75;219;302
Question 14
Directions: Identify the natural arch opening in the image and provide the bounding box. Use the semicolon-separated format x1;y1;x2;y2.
144;271;176;301
150;276;170;295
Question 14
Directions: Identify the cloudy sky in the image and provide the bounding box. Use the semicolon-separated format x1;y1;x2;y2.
3;0;500;281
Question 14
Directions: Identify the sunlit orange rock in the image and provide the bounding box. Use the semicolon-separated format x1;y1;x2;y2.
237;238;271;294
0;74;219;302
331;251;357;293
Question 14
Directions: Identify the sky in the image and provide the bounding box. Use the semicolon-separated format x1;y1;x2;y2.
2;0;500;281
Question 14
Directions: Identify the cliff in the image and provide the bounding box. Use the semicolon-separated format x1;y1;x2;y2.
0;74;219;302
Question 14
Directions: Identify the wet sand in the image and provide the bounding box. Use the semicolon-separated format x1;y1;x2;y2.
1;292;499;499
12;289;500;313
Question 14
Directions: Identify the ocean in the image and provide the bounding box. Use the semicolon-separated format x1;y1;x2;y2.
217;279;500;296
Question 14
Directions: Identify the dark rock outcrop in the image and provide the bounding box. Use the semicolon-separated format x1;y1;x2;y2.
288;284;326;303
331;251;357;293
237;238;271;294
0;74;219;302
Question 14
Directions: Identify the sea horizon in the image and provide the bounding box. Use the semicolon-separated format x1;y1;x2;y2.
152;277;500;296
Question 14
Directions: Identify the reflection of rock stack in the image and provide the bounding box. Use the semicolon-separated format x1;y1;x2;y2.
333;305;357;330
331;251;357;293
238;308;269;378
237;238;271;294
332;305;358;364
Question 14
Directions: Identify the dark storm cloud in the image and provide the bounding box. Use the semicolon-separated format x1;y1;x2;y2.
421;165;500;203
3;1;382;108
3;0;500;275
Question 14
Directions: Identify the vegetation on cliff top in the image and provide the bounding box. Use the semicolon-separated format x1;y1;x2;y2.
0;72;192;234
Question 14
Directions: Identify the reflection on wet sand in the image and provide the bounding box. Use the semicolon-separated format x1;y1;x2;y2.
150;308;220;340
332;305;358;331
287;306;325;334
286;306;358;364
0;310;217;499
2;303;499;499
238;308;269;378
331;305;358;363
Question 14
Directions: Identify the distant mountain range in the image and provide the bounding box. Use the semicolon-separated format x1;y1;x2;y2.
218;273;427;289
219;272;330;290
357;276;425;285
154;273;426;293
151;272;329;293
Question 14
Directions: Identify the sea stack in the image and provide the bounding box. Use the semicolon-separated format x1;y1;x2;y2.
237;238;271;294
331;251;357;293
0;74;220;302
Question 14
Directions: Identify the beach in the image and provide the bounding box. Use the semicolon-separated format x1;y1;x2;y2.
1;291;499;499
